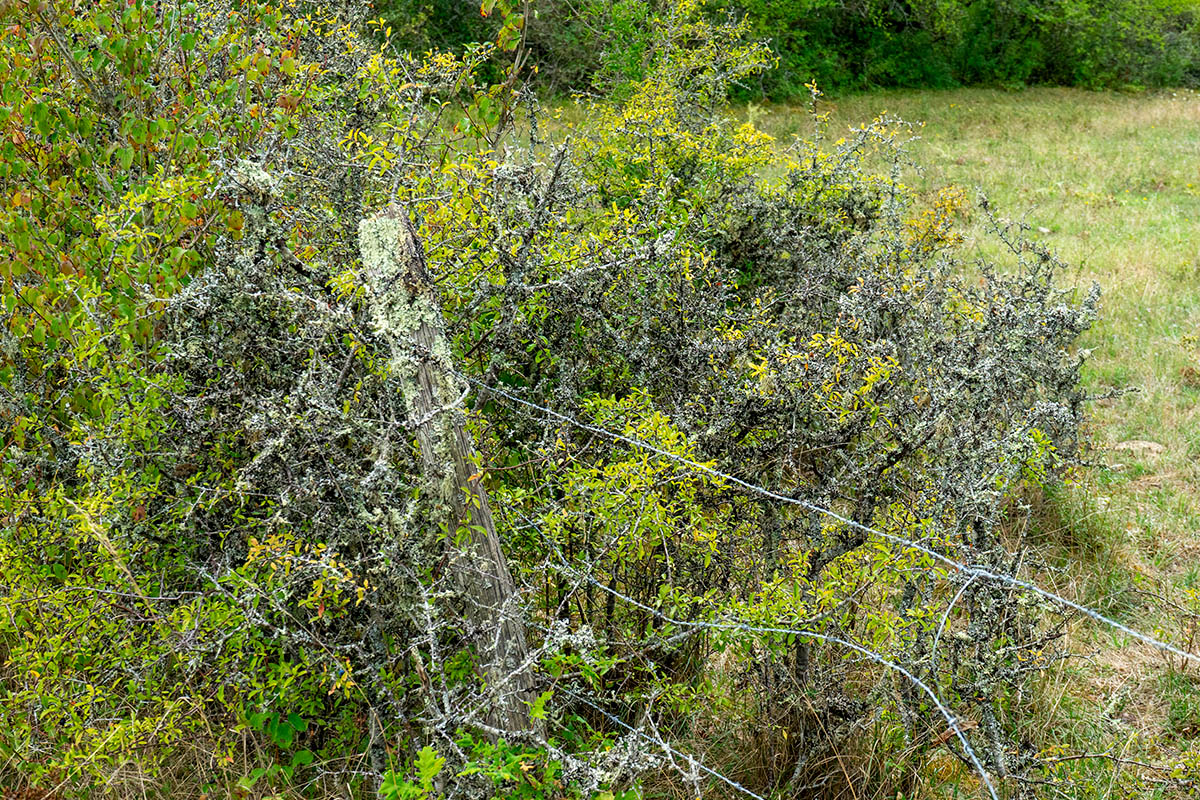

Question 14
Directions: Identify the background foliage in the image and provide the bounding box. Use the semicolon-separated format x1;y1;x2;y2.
376;0;1200;96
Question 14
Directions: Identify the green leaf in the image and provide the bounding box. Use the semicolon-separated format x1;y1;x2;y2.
497;16;524;51
287;711;307;732
415;745;445;792
529;689;553;721
291;749;314;768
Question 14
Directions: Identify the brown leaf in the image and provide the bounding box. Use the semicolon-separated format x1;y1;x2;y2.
932;717;979;747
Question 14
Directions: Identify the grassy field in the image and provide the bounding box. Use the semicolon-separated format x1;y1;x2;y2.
751;87;1200;796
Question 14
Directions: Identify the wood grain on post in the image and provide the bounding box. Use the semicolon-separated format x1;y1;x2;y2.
359;206;537;736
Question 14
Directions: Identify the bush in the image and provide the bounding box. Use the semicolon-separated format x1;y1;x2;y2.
373;0;1200;96
1;0;1107;797
374;0;659;94
954;0;1200;88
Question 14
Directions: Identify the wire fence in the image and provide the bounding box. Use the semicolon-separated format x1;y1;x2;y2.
468;375;1198;668
460;373;1198;798
562;566;1000;800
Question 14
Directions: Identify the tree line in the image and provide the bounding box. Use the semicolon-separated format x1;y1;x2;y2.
379;0;1200;95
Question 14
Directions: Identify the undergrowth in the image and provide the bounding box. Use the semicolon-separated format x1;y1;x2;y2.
2;2;1197;799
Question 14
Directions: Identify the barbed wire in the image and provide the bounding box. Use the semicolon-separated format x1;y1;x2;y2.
558;564;1001;800
563;688;770;800
466;375;1200;668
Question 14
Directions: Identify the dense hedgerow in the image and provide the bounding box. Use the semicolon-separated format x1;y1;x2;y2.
376;0;1200;95
719;0;1200;95
0;0;1132;798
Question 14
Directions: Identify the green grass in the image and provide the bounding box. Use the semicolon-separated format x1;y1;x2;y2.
747;87;1200;797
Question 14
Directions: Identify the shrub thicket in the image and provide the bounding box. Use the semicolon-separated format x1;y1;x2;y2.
725;0;1200;94
5;1;1179;799
377;0;1200;95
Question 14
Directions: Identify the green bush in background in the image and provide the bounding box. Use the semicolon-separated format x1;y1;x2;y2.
375;0;1200;96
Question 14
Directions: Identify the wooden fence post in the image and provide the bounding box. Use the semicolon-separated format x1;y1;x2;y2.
359;206;537;736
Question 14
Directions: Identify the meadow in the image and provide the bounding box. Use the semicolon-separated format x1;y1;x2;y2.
750;87;1200;796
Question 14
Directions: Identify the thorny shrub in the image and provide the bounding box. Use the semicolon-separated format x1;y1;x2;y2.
0;0;1120;798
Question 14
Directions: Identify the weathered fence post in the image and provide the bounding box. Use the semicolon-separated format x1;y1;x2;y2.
358;206;537;736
